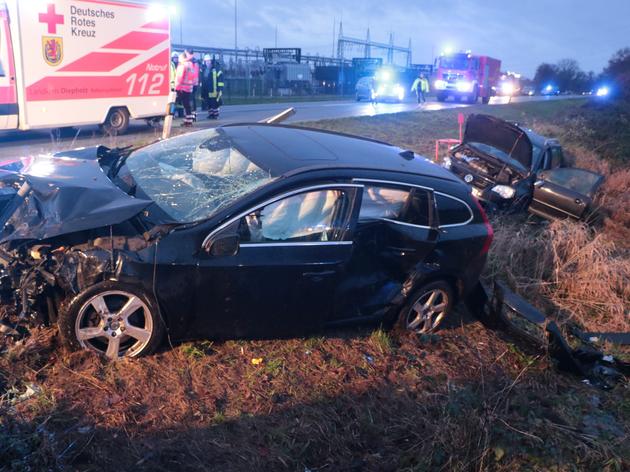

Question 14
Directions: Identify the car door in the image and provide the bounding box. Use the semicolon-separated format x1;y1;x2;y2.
528;168;604;221
193;183;363;339
0;5;18;130
330;180;438;323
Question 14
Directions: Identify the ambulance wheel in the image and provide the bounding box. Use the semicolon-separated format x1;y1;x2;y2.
437;92;447;102
101;107;130;135
482;96;490;104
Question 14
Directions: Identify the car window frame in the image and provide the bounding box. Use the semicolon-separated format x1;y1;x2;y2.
202;183;364;250
433;191;474;228
353;178;435;229
354;179;473;229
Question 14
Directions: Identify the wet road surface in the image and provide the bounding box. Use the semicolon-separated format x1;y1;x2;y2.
0;94;580;158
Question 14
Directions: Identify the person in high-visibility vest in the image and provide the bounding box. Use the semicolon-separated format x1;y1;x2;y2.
175;51;196;127
169;52;178;91
411;73;430;104
200;54;212;112
190;55;200;122
204;58;225;119
171;52;185;118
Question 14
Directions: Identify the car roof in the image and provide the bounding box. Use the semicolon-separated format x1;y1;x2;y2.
521;127;560;148
220;123;461;182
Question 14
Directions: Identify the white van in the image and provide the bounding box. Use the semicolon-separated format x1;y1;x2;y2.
0;0;170;134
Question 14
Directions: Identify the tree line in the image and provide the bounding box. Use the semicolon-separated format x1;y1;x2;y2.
532;48;630;97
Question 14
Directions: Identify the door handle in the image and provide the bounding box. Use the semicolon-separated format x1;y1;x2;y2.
386;246;417;254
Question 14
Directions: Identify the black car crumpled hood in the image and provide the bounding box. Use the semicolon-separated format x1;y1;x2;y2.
463;114;533;170
0;147;153;243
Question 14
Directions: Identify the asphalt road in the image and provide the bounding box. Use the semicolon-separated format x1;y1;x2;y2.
0;94;578;158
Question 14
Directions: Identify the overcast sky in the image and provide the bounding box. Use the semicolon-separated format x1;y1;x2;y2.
176;0;630;77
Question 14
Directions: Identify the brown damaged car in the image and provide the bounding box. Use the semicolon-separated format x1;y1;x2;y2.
440;114;605;221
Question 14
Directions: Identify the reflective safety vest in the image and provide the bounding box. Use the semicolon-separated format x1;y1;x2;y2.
420;78;430;93
208;69;224;98
175;61;195;93
170;61;177;90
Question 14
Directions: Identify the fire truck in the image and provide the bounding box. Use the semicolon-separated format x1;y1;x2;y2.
433;51;501;104
0;0;170;134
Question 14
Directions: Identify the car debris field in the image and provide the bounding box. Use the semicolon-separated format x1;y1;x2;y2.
1;98;629;471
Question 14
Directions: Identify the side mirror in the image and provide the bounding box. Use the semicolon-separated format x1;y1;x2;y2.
207;234;240;257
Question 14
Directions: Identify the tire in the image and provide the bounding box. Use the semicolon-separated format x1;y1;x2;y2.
101;107;130;135
396;280;454;334
356;94;361;102
481;96;490;104
58;281;165;359
436;92;447;102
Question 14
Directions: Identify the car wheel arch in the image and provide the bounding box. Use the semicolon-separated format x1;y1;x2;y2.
404;270;463;304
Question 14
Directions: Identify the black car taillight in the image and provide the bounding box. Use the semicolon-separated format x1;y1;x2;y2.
473;196;493;255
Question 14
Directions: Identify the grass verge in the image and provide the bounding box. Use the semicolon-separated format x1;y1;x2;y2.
1;98;628;471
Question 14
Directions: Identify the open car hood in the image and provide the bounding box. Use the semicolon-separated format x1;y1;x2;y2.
0;147;153;243
463;114;533;171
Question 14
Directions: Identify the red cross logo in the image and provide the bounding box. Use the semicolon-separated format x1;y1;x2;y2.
39;4;64;35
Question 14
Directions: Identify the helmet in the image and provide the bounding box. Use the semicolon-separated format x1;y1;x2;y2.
171;51;179;59
203;54;211;61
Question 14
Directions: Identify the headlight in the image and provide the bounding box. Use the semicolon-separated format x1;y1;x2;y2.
501;83;514;95
596;86;609;97
491;185;515;199
441;156;452;169
456;81;473;92
434;79;447;90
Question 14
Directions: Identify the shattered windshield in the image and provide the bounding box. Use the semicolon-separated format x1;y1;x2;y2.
125;129;273;223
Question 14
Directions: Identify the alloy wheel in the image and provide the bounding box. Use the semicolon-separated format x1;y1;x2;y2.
405;288;449;333
74;290;154;359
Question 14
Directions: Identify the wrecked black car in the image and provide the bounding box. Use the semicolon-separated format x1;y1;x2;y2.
441;114;605;220
0;125;492;359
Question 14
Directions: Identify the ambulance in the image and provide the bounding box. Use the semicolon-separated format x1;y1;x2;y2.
0;0;170;134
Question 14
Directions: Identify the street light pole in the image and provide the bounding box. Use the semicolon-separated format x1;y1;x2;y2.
234;0;238;51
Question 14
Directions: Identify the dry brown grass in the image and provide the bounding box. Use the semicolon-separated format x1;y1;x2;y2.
2;99;629;471
488;218;630;332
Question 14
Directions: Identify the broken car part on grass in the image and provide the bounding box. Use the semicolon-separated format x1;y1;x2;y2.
441;114;605;221
0;124;492;359
466;280;629;389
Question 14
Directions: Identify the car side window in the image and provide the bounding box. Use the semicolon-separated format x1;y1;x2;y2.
435;193;472;226
237;189;348;243
359;185;431;227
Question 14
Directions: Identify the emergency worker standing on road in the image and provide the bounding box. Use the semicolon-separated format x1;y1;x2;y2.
190;53;200;122
200;54;213;112
411;73;430;103
204;58;225;119
170;51;178;91
171;52;185;118
175;51;196;127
